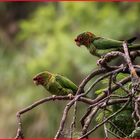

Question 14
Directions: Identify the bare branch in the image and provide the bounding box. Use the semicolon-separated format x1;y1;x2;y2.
108;120;127;137
85;67;123;96
107;128;121;138
81;106;100;136
80;98;131;138
90;76;131;105
15;95;94;138
123;41;140;90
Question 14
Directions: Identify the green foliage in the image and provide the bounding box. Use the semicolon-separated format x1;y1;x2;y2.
96;108;111;123
110;104;135;137
95;74;134;137
95;88;106;95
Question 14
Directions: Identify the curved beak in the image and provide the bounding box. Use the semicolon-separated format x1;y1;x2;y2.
33;78;39;85
74;38;81;47
76;42;81;47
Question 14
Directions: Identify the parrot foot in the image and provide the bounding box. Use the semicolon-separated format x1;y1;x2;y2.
68;93;74;99
52;95;56;100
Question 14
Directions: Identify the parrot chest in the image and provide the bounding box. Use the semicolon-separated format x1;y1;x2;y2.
88;44;96;55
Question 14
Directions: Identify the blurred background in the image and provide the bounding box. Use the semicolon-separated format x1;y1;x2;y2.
0;2;140;138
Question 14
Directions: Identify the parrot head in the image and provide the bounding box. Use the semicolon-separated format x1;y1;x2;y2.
33;71;52;86
75;32;95;48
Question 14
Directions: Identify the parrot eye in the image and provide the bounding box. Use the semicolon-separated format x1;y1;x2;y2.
33;76;40;82
75;36;83;42
75;36;82;42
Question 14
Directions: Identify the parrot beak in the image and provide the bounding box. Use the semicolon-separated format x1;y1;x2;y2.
34;81;39;85
74;38;81;47
76;42;81;47
33;78;39;85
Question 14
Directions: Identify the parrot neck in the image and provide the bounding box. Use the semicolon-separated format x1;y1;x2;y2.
85;44;90;48
88;44;96;54
43;74;52;86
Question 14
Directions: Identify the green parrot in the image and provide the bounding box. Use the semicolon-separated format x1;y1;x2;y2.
75;32;139;57
33;71;78;96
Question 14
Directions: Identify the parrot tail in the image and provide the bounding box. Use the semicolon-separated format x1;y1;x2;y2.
127;37;137;44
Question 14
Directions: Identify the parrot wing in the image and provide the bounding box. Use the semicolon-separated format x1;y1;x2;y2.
93;36;137;50
55;74;78;93
93;37;123;50
119;37;137;44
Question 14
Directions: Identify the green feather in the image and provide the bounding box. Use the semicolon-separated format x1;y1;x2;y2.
55;74;78;93
93;37;123;50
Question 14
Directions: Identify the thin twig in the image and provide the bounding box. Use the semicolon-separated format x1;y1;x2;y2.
15;113;24;139
80;98;131;138
14;95;94;138
112;73;130;94
80;95;112;127
102;74;112;138
103;110;108;138
134;97;140;127
81;106;100;136
123;41;139;91
85;67;123;96
97;51;126;69
107;128;121;138
110;95;129;98
80;97;128;128
90;76;131;105
108;120;127;137
70;101;77;138
80;76;131;129
17;96;93;115
97;50;140;70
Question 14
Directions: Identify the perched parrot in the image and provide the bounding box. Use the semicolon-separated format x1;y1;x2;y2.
75;32;139;57
33;71;78;97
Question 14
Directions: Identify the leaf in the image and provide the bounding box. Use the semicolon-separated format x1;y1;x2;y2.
95;88;106;95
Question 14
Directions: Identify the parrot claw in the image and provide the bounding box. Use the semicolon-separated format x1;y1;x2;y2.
68;93;74;99
52;95;56;100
